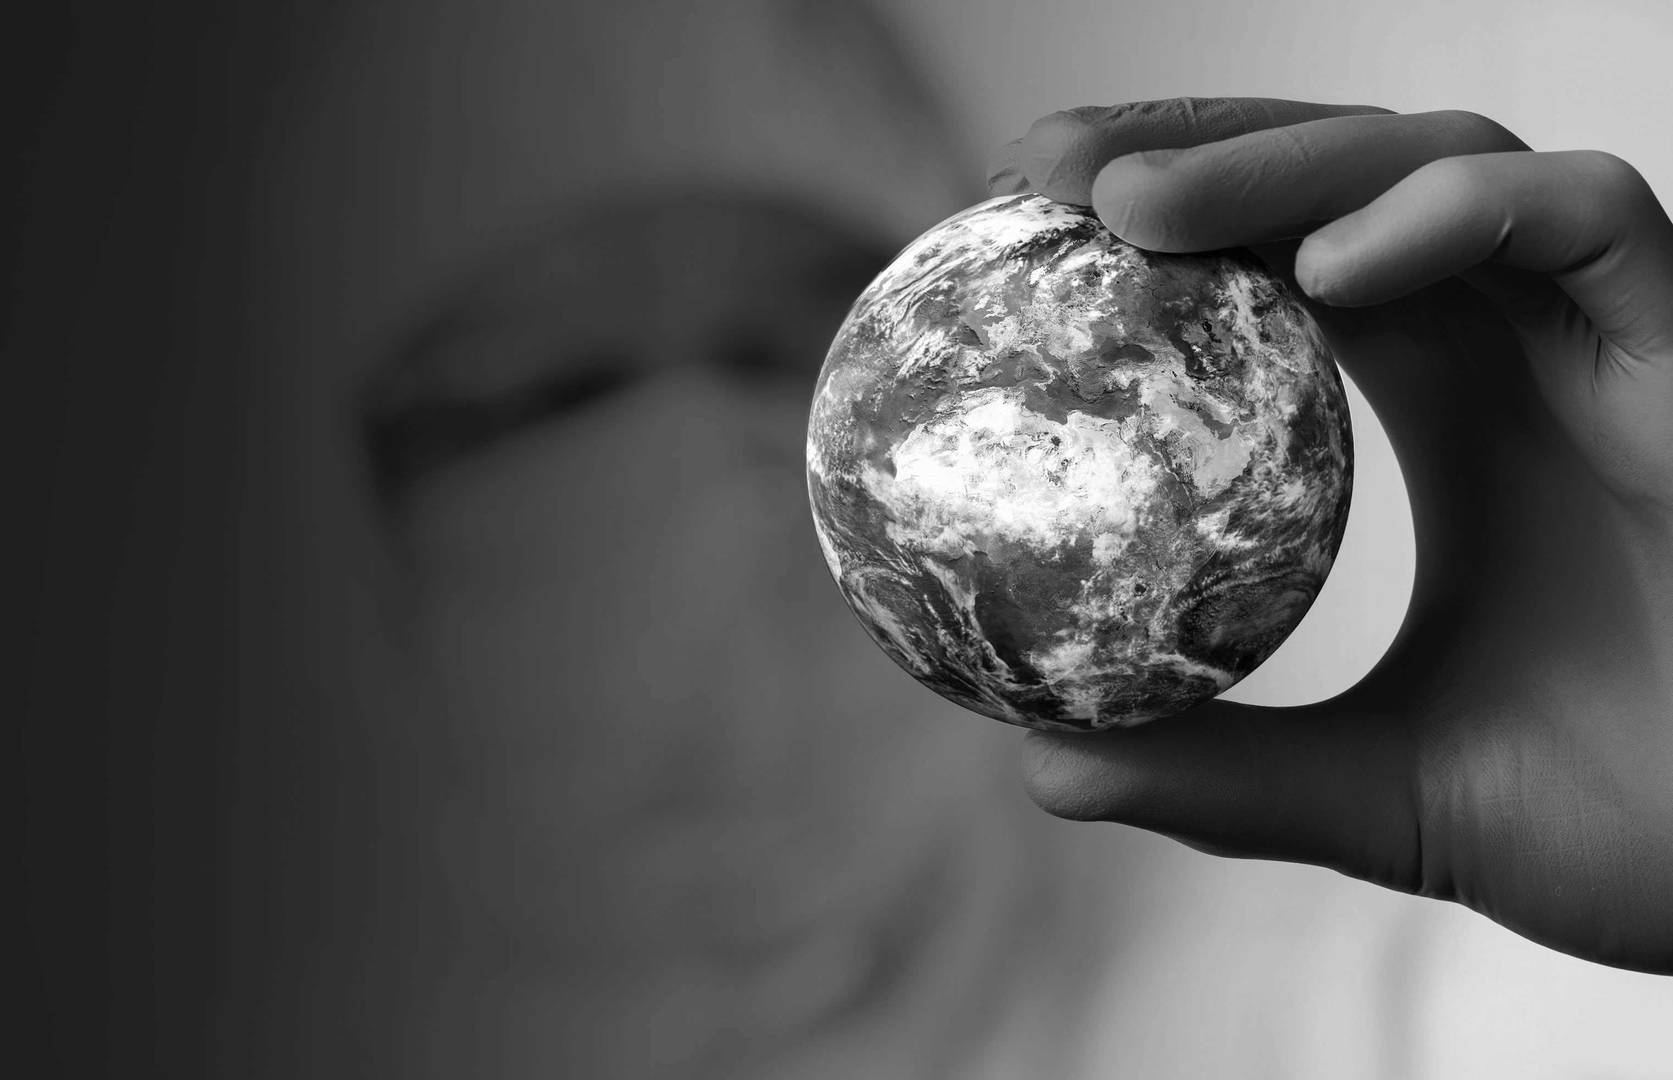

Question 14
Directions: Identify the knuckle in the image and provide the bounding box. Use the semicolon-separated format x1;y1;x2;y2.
1128;95;1210;122
1064;103;1120;124
1571;149;1655;204
1410;152;1495;200
1431;108;1528;152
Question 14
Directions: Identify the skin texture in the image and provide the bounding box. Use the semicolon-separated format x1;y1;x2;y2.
994;97;1673;974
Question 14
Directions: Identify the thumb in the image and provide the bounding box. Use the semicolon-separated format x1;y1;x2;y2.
1020;696;1426;893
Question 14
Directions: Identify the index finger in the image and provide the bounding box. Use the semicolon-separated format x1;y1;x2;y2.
988;96;1395;204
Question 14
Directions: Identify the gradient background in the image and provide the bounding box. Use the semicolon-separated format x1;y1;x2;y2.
884;5;1673;1074
14;1;1672;1077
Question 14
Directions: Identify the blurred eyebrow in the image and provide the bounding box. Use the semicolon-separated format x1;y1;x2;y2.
362;349;637;495
357;191;894;496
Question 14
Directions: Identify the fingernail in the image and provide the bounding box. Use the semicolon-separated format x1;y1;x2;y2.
1022;110;1100;205
988;167;1030;196
986;138;1029;195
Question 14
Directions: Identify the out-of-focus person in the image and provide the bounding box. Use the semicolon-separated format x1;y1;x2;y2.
15;2;1671;1079
18;1;1120;1077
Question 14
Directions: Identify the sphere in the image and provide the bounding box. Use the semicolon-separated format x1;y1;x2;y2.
805;194;1354;731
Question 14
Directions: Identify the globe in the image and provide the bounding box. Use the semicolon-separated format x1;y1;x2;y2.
806;193;1354;732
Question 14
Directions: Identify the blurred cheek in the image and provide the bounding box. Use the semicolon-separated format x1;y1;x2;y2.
401;368;1005;951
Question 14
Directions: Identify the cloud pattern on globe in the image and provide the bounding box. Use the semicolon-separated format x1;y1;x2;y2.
807;194;1353;731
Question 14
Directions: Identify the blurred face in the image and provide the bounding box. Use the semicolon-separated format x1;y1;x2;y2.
231;1;1070;1075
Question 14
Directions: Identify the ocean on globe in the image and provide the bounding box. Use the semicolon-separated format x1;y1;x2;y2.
805;193;1354;732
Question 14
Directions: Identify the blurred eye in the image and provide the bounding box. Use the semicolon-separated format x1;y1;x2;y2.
363;352;637;495
712;333;786;379
359;194;895;499
707;329;825;392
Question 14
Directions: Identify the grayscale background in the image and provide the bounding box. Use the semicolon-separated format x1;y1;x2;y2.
14;1;1671;1077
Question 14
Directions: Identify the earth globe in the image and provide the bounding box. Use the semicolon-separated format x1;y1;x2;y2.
806;193;1354;732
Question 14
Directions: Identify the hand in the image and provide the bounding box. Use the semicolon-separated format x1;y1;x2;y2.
990;97;1673;973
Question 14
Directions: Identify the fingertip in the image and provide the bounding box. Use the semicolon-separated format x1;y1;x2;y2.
1020;731;1123;822
1296;221;1430;308
1091;150;1189;251
1293;229;1358;305
1020;109;1104;205
1020;721;1189;826
986;137;1030;196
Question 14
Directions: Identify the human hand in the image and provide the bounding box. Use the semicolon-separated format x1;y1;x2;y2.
990;98;1673;973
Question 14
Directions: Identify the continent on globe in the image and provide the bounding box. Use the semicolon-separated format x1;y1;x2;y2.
806;193;1354;732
